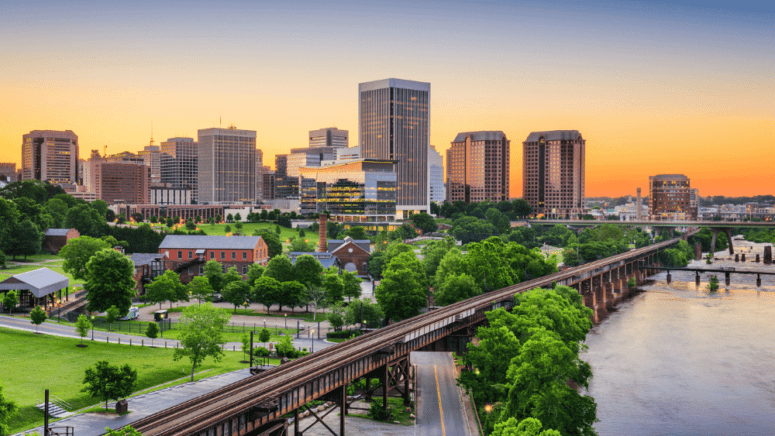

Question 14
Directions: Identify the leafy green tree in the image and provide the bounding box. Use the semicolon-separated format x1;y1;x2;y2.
562;247;580;266
0;250;5;269
289;237;315;252
279;281;306;312
323;270;344;304
185;219;196;231
173;303;231;381
253;276;283;312
84;249;136;315
149;215;158;224
81;361;138;410
188;276;214;304
275;334;295;358
29;306;47;334
203;260;224;293
304;285;328;321
2;291;18;314
166;217;174;228
275;225;281;235
451;215;497;244
344;225;367;239
60;236;112;280
255;230;283;259
258;327;271;347
411;212;438;233
0;198;20;256
224;225;231;234
0;379;19;436
367;251;387;279
375;252;428;321
246;263;265;287
264;255;295;283
434;273;481;306
103;425;143;436
90;199;108;220
64;203;105;237
485;208;511;234
292;254;323;288
341;271;362;301
6;218;42;260
75;314;92;346
433;248;464;289
47;197;69;227
144;270;185;309
491;417;561;436
226;213;234;223
345;298;384;328
234;213;242;222
327;302;346;330
105;305;120;331
222;280;251;313
421;241;450;280
145;322;159;346
235;222;244;233
241;333;251;361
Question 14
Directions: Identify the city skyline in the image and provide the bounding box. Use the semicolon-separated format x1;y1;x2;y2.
0;0;772;197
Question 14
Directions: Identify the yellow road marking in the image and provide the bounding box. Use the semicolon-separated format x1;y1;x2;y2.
434;365;446;436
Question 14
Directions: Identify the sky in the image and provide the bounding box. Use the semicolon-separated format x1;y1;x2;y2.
0;0;772;198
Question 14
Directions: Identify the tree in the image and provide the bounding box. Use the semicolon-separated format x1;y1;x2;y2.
222;280;251;313
166;217;174;228
345;299;384;328
241;333;251;361
275;334;295;358
252;276;282;312
85;249;136;316
341;271;362;301
234;213;242;222
150;215;158;224
29;306;47;334
188;276;214;304
105;305;120;331
0;250;5;269
411;212;437;233
289;237;315;252
512;199;533;218
304;285;328;321
375;252;428;321
81;361;138;410
0;379;19;436
275;225;281;235
226;213;234;223
421;241;450;280
491;418;561;436
323;270;344;304
203;260;225;293
60;236;112;280
64;203;105;237
258;327;271;347
255;230;282;258
144;270;184;309
290;254;323;288
7;219;42;260
225;225;231;234
145;322;159;346
434;273;481;306
246;263;265;287
235;222;244;233
104;426;144;436
173;303;231;381
279;281;306;312
264;255;295;283
327;302;346;330
2;291;18;314
75;314;92;346
185;219;196;231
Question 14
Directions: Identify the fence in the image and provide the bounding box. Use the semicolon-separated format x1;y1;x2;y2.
54;315;303;337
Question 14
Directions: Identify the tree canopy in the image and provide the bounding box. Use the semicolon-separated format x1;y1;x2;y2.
173;303;231;381
84;249;136;315
60;236;112;280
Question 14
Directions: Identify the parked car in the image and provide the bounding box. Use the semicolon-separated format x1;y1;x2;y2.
212;293;223;302
120;307;139;321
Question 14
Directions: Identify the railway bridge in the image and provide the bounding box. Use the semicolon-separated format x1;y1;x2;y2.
122;236;689;436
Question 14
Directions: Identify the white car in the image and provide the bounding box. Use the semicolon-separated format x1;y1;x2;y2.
120;307;140;321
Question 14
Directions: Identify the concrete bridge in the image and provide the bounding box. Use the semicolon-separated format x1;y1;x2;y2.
120;236;690;436
526;219;775;255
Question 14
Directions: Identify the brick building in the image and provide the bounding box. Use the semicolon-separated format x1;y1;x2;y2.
157;235;269;283
93;161;150;204
328;237;371;276
649;174;697;220
42;228;80;254
130;253;169;295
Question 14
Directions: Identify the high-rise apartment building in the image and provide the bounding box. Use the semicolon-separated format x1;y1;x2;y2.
429;145;445;203
0;163;16;182
446;132;509;203
198;127;256;204
262;167;276;200
287;147;341;178
93;162;150;204
274;154;298;199
138;143;161;184
309;127;349;148
255;149;264;201
522;130;585;218
649;174;697;220
359;78;430;217
161;137;198;201
22;130;79;183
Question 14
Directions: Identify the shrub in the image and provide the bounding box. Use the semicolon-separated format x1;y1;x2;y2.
326;329;362;339
253;346;270;357
367;400;391;420
627;277;636;288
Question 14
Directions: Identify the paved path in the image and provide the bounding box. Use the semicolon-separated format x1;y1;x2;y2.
413;352;473;436
16;369;254;436
0;315;335;352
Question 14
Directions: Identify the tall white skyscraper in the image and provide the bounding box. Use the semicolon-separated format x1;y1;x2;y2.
198;126;256;203
22;130;79;184
359;78;430;217
429;145;445;203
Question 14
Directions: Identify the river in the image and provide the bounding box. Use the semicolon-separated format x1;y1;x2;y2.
585;240;775;436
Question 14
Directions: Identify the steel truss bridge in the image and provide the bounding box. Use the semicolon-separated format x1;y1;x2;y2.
125;236;691;436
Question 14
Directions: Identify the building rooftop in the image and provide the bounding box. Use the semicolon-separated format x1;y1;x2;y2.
452;131;507;142
159;235;261;250
328;237;371;253
525;130;582;142
289;252;340;269
0;268;69;298
130;253;165;267
651;174;689;180
44;228;72;237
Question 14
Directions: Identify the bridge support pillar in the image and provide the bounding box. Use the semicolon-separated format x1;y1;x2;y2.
696;272;701;288
725;228;734;255
735;254;739;262
757;274;762;288
764;246;773;265
756;254;760;263
725;272;731;286
666;272;671;285
742;253;746;262
604;282;615;311
695;243;702;260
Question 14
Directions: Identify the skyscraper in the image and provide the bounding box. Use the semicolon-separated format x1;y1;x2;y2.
161;137;198;201
255;149;264;201
649;174;696;221
522;130;585;219
138;142;161;184
309;127;349;148
198;127;256;203
274;154;298;199
446;132;509;203
359;78;430;217
429;145;445;203
22;130;79;183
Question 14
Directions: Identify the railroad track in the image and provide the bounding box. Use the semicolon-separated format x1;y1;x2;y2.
129;235;687;435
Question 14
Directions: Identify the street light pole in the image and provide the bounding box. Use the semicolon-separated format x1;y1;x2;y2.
91;315;95;340
311;330;314;354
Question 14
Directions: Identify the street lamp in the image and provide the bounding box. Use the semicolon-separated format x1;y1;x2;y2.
284;314;287;330
484;404;493;413
310;330;314;354
91;315;95;340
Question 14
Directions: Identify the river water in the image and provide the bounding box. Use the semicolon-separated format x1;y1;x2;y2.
585;240;775;436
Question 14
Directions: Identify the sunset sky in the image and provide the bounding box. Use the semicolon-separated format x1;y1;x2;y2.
0;0;772;197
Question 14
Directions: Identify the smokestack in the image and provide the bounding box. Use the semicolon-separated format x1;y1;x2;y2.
636;188;642;220
318;214;327;252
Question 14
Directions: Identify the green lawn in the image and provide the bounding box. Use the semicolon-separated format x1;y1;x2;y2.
0;327;260;433
166;306;328;323
5;253;61;263
203;222;316;242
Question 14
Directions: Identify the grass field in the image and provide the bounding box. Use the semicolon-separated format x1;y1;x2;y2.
0;327;260;433
166;306;328;323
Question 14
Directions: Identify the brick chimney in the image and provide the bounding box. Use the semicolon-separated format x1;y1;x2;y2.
318;214;327;252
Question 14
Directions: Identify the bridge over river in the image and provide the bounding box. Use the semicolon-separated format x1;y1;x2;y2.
106;235;695;436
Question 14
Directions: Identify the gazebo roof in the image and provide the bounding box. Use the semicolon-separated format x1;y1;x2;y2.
0;268;69;298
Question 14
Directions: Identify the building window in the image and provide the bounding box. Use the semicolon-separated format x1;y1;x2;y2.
242;252;247;260
242;265;248;275
220;251;225;260
209;251;214;259
178;251;182;259
189;251;193;259
232;251;236;260
188;266;193;275
199;265;204;274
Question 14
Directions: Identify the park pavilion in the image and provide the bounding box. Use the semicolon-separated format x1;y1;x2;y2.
0;267;70;312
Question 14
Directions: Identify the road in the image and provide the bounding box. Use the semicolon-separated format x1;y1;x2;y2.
412;352;473;436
